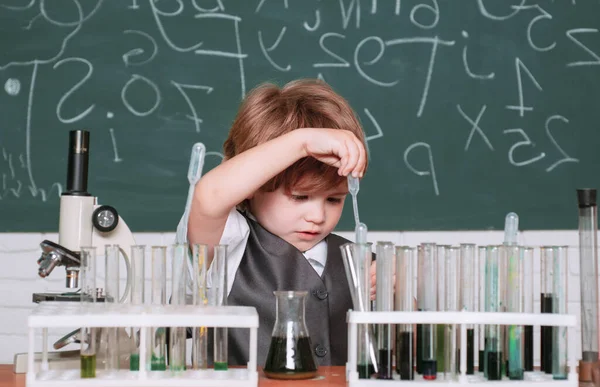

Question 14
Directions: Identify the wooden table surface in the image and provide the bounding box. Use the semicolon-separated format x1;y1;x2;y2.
0;364;346;387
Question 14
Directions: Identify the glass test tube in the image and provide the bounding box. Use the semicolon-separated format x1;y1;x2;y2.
436;245;447;374
577;188;599;383
540;246;555;374
104;244;120;373
150;246;167;371
459;243;476;375
213;245;228;371
484;246;505;380
170;244;187;372
375;242;394;379
129;245;145;371
522;247;534;372
505;245;524;380
353;242;376;378
395;246;414;380
478;245;486;372
80;246;97;378
192;244;208;369
417;242;437;380
552;246;568;380
444;246;459;380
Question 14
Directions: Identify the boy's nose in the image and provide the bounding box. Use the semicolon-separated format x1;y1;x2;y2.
305;201;326;224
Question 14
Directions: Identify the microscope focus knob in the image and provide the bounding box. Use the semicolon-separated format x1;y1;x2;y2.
92;205;119;232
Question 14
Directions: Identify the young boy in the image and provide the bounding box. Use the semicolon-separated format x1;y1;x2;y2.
187;79;372;367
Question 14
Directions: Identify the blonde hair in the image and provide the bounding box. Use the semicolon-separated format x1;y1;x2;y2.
223;79;367;203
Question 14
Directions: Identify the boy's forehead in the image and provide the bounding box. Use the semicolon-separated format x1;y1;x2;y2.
291;176;348;195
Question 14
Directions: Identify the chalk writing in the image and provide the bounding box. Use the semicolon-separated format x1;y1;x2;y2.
506;58;542;117
410;0;439;30
566;28;600;67
121;74;161;117
258;27;291;72
461;30;495;80
53;57;94;124
457;105;494;151
404;142;439;196
503;128;545;167
545;115;579;172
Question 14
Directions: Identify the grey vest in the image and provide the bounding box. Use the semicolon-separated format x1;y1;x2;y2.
225;214;353;367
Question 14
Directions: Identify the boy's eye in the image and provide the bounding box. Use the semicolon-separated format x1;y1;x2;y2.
291;195;308;201
327;197;343;204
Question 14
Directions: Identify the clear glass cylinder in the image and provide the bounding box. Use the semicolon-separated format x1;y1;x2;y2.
395;246;414;380
478;245;486;372
552;246;568;380
577;188;599;382
484;245;504;380
417;242;437;380
444;246;459;380
375;241;394;380
149;245;166;371
522;246;534;372
353;242;376;378
169;243;188;372
264;291;318;380
212;244;229;371
80;246;97;378
505;245;524;380
192;244;208;370
459;243;476;375
129;245;145;371
104;244;120;373
540;246;555;374
436;245;447;375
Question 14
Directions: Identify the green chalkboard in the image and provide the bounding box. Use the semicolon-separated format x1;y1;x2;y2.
1;0;598;232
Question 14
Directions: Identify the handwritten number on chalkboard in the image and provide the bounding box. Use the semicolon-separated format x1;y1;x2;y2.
566;28;600;67
171;81;214;133
503;128;545;167
545;115;579;172
505;58;542;117
477;0;525;21
512;4;556;52
53;57;95;124
410;0;439;30
314;33;350;68
404;142;439;196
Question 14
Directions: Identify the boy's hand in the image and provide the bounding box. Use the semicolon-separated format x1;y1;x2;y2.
299;128;366;178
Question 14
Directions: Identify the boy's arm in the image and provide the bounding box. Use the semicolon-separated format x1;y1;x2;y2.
187;128;365;260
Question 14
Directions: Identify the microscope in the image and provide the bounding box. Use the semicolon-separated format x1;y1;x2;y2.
14;130;137;373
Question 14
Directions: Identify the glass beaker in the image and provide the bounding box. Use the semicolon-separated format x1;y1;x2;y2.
264;291;318;380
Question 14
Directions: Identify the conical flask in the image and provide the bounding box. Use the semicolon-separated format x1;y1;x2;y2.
264;291;318;380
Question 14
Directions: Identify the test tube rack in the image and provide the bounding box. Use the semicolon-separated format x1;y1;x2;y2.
26;301;259;387
346;310;578;386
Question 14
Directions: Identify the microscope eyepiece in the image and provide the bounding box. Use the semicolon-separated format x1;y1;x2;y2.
65;130;90;195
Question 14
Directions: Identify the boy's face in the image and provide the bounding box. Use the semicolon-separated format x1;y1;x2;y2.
249;180;348;252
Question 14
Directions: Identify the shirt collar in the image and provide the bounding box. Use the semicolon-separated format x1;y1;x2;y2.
303;239;328;268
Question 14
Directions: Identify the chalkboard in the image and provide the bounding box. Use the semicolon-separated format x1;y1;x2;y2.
1;0;599;232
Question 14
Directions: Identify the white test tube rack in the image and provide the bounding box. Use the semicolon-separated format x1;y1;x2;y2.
346;310;578;386
26;301;259;387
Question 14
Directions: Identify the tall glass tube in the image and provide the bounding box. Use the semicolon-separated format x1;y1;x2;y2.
478;245;486;372
150;246;167;371
104;244;120;373
522;246;534;372
170;244;187;372
212;245;228;371
436;245;447;374
80;246;97;378
129;245;145;371
505;245;524;380
417;242;437;380
540;246;555;374
552;246;568;380
577;188;599;383
484;245;504;380
395;246;414;380
459;243;476;375
192;244;208;370
353;242;376;378
444;246;459;380
375;241;394;379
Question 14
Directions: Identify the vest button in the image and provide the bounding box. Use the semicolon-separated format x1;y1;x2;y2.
314;344;328;357
314;289;328;300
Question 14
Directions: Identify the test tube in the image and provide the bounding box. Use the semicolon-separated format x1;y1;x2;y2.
170;244;187;372
522;247;534;372
577;188;599;382
375;241;394;379
150;246;167;371
104;244;120;373
540;246;555;374
478;245;486;372
484;245;505;380
552;246;568;380
192;244;208;370
353;242;376;378
212;245;228;371
129;245;145;371
459;243;476;375
444;246;459;380
417;242;437;380
80;246;97;378
395;246;414;380
436;245;447;374
505;245;524;380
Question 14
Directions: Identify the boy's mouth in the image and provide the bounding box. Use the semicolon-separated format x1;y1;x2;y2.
297;231;320;239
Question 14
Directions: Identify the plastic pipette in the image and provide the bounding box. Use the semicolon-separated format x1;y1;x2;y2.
175;143;206;243
503;212;519;245
348;176;360;226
